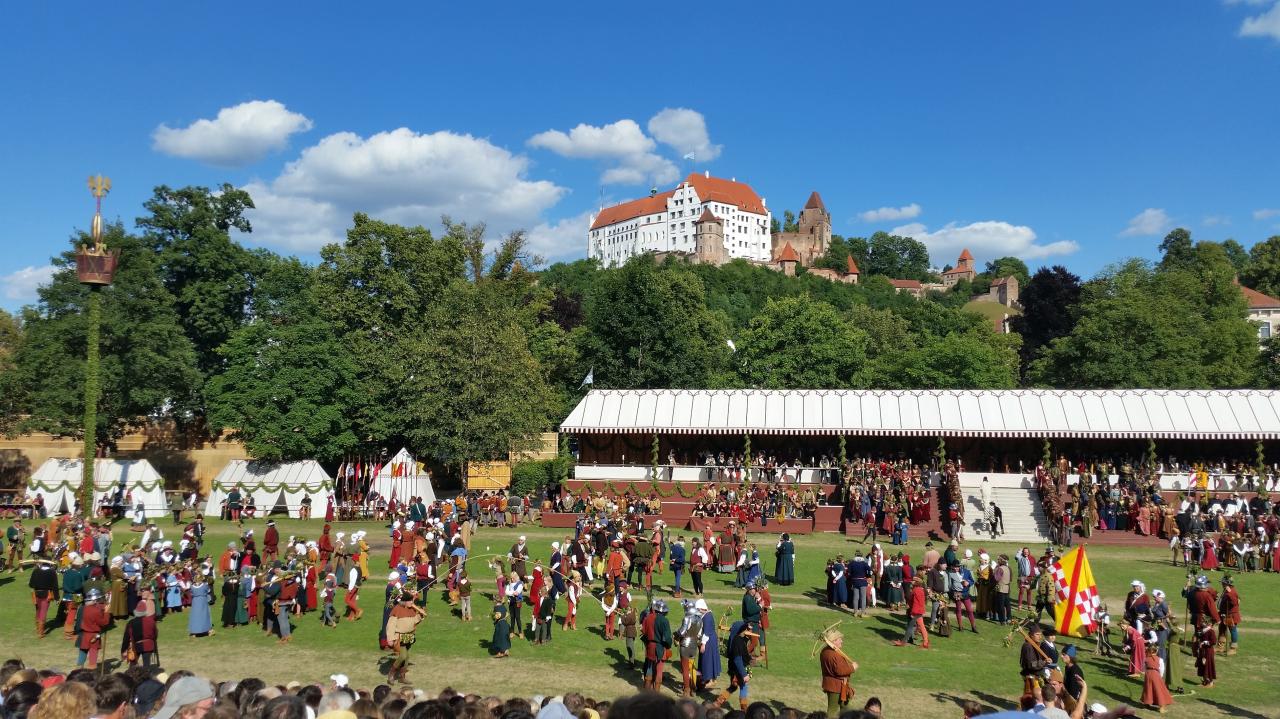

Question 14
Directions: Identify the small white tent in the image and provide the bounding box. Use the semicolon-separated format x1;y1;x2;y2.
367;448;436;504
204;460;332;519
28;458;168;515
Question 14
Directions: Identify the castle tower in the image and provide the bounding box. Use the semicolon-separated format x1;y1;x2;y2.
797;191;832;263
693;208;727;265
956;248;975;273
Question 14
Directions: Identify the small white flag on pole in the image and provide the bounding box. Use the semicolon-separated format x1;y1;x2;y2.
726;339;737;352
683;152;696;161
579;367;594;389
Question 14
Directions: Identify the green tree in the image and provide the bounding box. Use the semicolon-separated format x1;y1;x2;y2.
1221;239;1249;277
738;296;868;388
136;184;259;383
782;210;799;233
1009;265;1082;380
0;310;22;436
984;256;1031;287
1244;236;1280;299
403;281;555;466
205;256;359;462
10;224;200;446
314;213;468;448
578;255;732;389
882;332;1020;389
864;231;931;280
1157;228;1195;272
1031;258;1258;387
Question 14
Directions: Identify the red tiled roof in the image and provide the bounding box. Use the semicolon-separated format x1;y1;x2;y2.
958;248;974;261
845;255;860;274
991;276;1013;286
683;173;768;215
942;266;973;276
775;242;800;263
696;208;720;224
1241;284;1280;309
590;191;674;230
804;191;825;211
889;279;922;289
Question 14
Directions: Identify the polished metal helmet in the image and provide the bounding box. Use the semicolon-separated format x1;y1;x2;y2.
1194;575;1209;589
84;588;104;603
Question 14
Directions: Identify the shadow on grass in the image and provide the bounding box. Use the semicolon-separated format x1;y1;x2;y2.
969;690;1016;711
934;691;1002;714
1197;697;1272;719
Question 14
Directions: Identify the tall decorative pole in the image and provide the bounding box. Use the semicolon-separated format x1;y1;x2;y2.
76;176;118;516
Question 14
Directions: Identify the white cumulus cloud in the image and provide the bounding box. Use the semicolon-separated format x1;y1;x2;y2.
859;203;922;222
1254;208;1280;220
1119;208;1172;237
647;108;722;161
1;264;56;303
1202;215;1231;227
528;119;654;159
528;109;719;186
153;100;313;167
240;128;566;252
892;220;1078;262
1240;1;1280;39
527;211;594;261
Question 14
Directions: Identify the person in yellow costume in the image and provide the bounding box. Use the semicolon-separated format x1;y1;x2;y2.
355;531;371;579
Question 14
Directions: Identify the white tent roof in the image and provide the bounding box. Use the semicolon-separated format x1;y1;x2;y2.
369;448;436;503
204;459;332;519
28;458;168;513
561;389;1280;439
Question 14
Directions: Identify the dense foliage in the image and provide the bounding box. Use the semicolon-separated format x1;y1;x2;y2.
0;189;1271;473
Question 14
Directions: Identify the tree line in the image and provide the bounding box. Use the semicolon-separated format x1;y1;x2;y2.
0;185;1277;476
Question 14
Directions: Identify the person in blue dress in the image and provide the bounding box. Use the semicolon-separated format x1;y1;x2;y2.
164;571;183;615
745;545;762;587
774;533;795;586
696;598;721;690
187;574;214;636
830;555;848;608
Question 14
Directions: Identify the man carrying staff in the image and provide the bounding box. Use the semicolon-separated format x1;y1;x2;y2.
819;628;857;718
1020;625;1050;695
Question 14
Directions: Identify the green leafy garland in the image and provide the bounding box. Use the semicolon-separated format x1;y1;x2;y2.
211;480;332;494
28;478;165;493
1256;440;1267;480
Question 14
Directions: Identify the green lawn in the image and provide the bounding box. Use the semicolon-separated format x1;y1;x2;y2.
0;518;1273;718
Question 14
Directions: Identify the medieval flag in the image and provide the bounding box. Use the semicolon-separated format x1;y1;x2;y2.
1050;546;1101;637
579;367;594;389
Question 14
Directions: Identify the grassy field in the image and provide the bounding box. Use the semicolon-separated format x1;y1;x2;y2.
0;517;1274;718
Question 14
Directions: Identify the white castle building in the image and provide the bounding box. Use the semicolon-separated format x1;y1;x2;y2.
588;171;773;266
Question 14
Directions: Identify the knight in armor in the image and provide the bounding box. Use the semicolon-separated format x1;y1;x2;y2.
675;600;703;697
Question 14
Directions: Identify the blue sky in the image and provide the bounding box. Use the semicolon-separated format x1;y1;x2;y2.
2;2;1279;310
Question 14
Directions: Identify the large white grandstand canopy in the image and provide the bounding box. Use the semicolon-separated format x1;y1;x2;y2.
561;389;1280;439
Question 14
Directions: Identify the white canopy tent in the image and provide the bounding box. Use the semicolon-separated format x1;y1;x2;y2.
204;460;332;519
367;448;436;504
28;458;167;515
562;388;1280;439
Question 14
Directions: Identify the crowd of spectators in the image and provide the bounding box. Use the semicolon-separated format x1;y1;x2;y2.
0;658;911;719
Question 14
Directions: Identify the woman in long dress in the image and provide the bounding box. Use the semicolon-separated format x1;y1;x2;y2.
220;574;239;628
490;602;512;658
1141;644;1174;712
188;575;214;637
773;534;795;586
697;600;721;690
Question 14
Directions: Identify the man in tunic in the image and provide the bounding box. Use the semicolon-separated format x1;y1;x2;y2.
820;628;857;718
75;588;111;669
263;520;279;564
1217;575;1241;655
28;557;57;637
642;599;672;690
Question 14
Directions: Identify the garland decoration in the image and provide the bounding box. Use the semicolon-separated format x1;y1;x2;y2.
28;478;166;493
211;480;332;494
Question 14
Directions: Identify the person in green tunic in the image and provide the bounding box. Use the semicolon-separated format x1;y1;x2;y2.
883;556;905;609
773;533;795;586
491;602;511;658
741;583;762;630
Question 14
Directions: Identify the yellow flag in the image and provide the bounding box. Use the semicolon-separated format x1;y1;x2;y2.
1049;546;1101;637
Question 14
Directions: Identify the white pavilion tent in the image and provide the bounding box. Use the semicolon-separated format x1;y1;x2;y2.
367;448;436;504
204;459;332;519
562;388;1280;439
27;458;167;515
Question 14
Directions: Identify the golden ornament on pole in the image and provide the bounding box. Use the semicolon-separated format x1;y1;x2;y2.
77;175;118;285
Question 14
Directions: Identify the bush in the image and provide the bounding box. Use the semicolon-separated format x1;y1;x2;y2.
510;456;570;495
